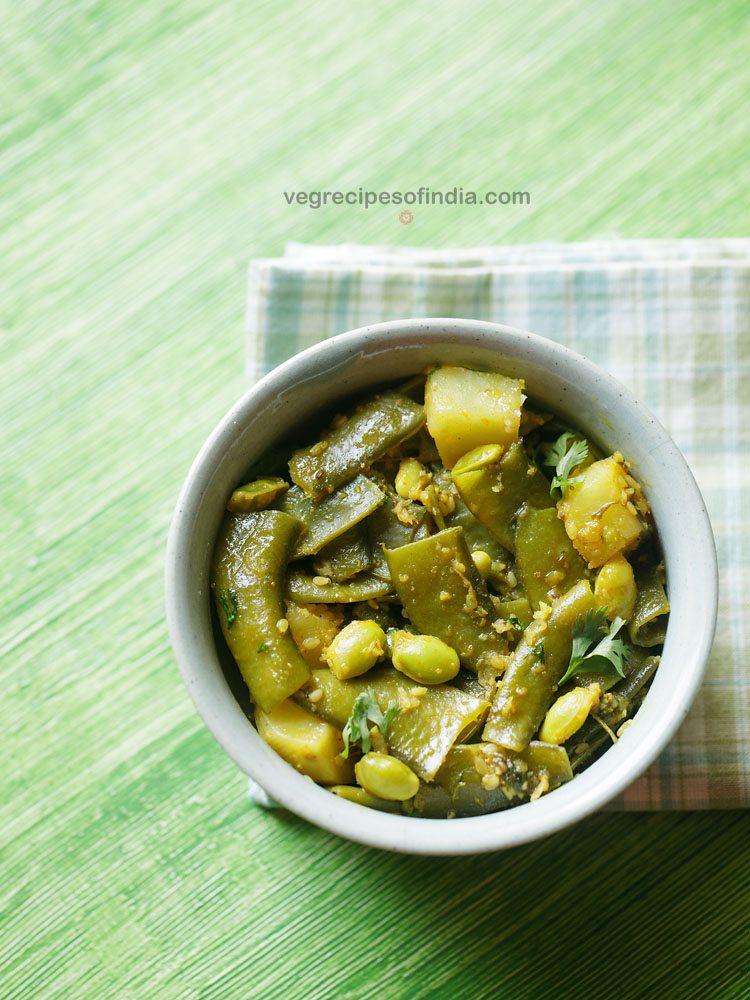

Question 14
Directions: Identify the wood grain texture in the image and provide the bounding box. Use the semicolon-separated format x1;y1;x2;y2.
1;1;748;996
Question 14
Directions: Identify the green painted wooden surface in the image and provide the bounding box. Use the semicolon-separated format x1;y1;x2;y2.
2;1;749;997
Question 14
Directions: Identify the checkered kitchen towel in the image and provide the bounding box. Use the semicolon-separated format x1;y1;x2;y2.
246;240;750;809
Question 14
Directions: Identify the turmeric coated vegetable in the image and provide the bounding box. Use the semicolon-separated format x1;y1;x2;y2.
289;391;425;500
227;476;288;513
280;475;384;558
212;510;310;712
296;667;489;780
559;456;647;567
515;506;587;609
385;527;508;674
425;365;525;468
452;441;554;552
390;630;461;685
483;580;596;751
213;364;665;818
355;752;420;801
594;554;637;621
539;685;601;744
255;700;354;785
325;619;387;679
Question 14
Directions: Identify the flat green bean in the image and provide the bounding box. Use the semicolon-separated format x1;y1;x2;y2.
212;510;310;712
515;506;587;609
483;579;596;751
452;441;554;552
311;527;372;582
385;526;508;673
628;550;670;646
289;391;425;500
286;568;391;603
280;474;384;558
428;741;573;816
295;666;489;780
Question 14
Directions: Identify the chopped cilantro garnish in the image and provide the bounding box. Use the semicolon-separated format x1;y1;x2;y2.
341;691;400;759
558;608;630;685
218;590;238;628
544;433;589;499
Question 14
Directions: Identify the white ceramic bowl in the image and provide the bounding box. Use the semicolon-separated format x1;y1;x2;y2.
165;319;717;855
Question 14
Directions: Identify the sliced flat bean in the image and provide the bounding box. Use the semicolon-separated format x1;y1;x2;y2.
212;510;310;712
417;741;572;817
433;466;511;567
286;568;392;604
330;785;402;813
312;527;372;582
566;655;660;770
494;597;533;629
227;477;288;513
280;475;385;558
366;491;433;581
483;579;596;751
289;391;425;500
295;667;489;781
515;506;587;609
628;550;670;646
385;526;508;673
255;700;354;785
452;441;554;552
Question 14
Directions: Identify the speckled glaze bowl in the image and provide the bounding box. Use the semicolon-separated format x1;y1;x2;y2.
165;319;717;855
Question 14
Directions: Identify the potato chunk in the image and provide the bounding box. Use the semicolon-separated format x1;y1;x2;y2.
255;700;354;785
425;366;524;468
285;601;343;669
559;456;646;567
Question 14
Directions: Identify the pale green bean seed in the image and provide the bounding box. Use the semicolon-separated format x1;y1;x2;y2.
324;619;386;680
539;686;600;744
390;630;460;684
355;752;420;801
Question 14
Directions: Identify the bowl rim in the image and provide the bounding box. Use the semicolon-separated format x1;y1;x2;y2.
165;318;718;855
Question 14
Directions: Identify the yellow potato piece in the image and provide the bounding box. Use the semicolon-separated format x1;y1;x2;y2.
256;700;354;785
285;601;343;669
559;456;645;567
425;366;524;468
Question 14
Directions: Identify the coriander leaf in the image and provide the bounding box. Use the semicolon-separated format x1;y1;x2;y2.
341;691;400;759
585;616;629;677
219;590;238;628
549;437;589;499
559;612;630;685
508;614;523;631
257;641;270;653
542;431;576;469
533;641;545;663
570;607;609;664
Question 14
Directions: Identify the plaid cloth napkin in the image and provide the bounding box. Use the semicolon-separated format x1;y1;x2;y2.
246;240;750;810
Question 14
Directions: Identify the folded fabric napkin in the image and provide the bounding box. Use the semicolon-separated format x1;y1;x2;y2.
246;240;750;810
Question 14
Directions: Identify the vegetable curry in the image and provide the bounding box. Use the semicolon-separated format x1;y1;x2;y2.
212;366;669;817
